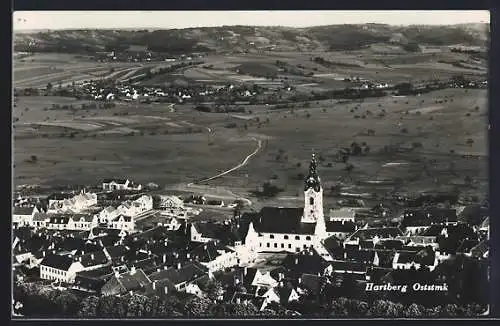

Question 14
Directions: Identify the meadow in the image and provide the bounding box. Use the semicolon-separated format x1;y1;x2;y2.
13;50;488;211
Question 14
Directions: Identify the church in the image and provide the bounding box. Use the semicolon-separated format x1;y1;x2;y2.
244;154;356;254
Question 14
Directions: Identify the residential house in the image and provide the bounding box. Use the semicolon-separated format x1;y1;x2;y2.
148;262;209;293
344;227;403;246
325;221;357;240
110;215;135;232
98;206;119;224
190;222;232;244
30;212;49;228
102;179;141;191
392;247;439;271
47;191;97;214
66;214;99;231
261;285;300;307
402;208;458;235
39;254;85;283
157;216;183;231
329;207;356;223
282;253;332;278
73;265;114;293
101;267;151;296
190;242;239;273
13;206;39;227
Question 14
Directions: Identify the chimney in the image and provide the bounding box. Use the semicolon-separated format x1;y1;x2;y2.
164;286;168;294
244;267;248;276
187;253;190;259
236;298;241;305
295;257;299;265
279;273;284;281
152;281;156;290
164;265;168;270
91;253;95;260
177;262;181;270
163;254;167;263
42;251;46;257
78;256;82;262
131;266;136;275
298;277;302;284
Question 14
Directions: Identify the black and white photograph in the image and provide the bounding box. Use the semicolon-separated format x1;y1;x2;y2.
11;10;491;319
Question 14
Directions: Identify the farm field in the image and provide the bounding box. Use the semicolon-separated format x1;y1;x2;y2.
13;49;488;210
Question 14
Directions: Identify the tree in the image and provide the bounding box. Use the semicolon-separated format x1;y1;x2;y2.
185;297;213;317
77;296;99;318
46;82;53;91
403;303;425;317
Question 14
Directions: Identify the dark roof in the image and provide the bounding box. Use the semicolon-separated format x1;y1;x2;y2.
104;245;129;259
457;239;480;253
76;265;114;279
348;227;403;241
300;273;325;296
330;260;367;273
326;221;356;233
114;269;151;292
40;254;74;270
192;222;232;240
346;249;375;263
103;179;128;184
13;206;36;215
253;207;315;235
282;253;329;275
149;262;207;285
374;239;405;250
189;242;223;263
402;208;457;227
48;215;71;225
360;240;374;249
80;250;109;267
396;247;436;266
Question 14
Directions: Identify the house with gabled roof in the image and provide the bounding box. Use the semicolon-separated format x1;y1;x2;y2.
30;212;49;228
110;215;135;232
13;206;39;228
66;214;99;231
148;261;209;293
392;246;439;271
189;241;238;273
39;253;85;283
100;267;152;296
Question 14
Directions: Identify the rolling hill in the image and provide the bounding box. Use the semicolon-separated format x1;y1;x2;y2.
13;23;489;54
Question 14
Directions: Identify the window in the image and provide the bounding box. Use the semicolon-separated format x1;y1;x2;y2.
303;244;307;249
270;234;274;239
284;235;289;240
310;197;314;205
296;248;300;252
281;244;284;248
274;243;277;248
295;236;300;240
306;236;311;241
288;244;292;249
267;243;270;248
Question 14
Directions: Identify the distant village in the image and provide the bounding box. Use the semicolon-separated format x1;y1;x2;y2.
12;155;490;317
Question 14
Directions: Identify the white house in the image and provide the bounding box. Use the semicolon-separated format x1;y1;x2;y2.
110;215;135;232
66;214;99;231
98;206;119;224
13;206;39;227
158;195;184;209
47;191;97;214
30;212;49;228
39;254;85;283
329;207;356;222
102;179;141;191
157;217;183;231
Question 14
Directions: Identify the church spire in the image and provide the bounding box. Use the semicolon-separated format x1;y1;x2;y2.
304;153;321;192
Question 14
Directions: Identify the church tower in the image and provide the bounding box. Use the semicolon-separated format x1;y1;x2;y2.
302;154;324;226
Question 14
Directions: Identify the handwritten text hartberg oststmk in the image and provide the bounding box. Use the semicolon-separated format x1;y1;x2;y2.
365;282;448;293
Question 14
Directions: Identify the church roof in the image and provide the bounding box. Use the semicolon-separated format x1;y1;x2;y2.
304;154;321;192
253;207;316;235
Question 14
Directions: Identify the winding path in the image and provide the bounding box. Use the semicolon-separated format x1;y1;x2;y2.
189;137;262;185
